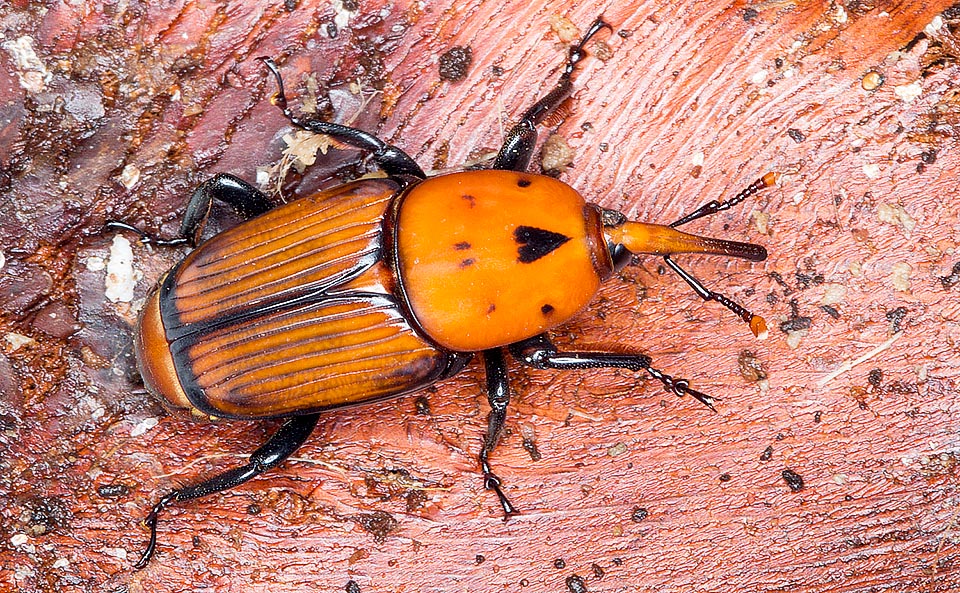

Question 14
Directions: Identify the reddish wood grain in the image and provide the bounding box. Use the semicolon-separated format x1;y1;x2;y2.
2;1;959;592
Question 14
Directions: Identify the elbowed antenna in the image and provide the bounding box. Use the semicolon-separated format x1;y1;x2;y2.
603;172;780;339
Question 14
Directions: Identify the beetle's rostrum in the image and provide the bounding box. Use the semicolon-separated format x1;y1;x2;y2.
109;17;779;569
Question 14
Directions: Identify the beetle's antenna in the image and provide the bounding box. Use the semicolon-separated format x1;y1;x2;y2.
663;254;768;339
670;172;780;228
605;173;779;338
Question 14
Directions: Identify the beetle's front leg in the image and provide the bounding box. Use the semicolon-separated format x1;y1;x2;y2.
509;334;717;411
134;413;319;569
492;17;611;171
259;58;426;180
479;348;519;518
107;173;273;247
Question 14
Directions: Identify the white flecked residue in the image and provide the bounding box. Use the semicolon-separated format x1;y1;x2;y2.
105;235;136;303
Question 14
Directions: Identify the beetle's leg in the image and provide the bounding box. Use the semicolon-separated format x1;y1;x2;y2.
107;173;273;248
509;334;718;411
670;172;780;228
259;58;426;179
134;413;319;569
662;254;768;339
480;348;520;518
493;17;611;171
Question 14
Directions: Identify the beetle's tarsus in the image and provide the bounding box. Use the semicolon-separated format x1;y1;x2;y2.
105;220;191;247
564;17;613;76
674;382;718;413
483;471;520;518
258;56;426;178
134;490;179;569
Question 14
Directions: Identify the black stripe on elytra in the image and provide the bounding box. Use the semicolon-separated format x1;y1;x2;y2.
514;226;571;263
168;291;403;418
160;250;385;415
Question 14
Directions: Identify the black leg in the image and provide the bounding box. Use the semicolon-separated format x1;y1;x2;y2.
509;334;718;411
134;413;320;569
492;17;611;171
259;58;426;180
480;348;519;517
106;173;273;247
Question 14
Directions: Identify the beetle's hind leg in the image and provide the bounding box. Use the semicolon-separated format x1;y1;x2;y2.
479;348;520;518
134;413;319;569
509;334;718;411
107;173;273;248
259;58;426;180
492;17;611;172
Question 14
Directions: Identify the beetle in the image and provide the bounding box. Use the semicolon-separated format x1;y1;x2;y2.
111;18;779;568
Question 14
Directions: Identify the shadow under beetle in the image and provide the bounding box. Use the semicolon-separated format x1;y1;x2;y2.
111;18;779;568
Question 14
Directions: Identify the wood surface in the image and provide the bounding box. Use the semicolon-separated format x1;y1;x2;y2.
1;1;959;592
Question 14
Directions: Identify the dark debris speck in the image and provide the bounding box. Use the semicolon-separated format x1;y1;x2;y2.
782;469;805;492
439;46;473;81
566;574;588;593
885;306;908;333
820;304;841;319
940;261;960;289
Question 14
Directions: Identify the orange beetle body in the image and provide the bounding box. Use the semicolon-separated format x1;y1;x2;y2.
137;170;620;419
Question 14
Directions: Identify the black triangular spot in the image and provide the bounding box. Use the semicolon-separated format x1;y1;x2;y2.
514;226;571;263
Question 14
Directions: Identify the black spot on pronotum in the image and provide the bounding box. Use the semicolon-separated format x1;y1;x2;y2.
461;194;476;207
514;225;571;263
517;177;532;188
541;304;555;315
487;304;496;314
459;258;475;268
454;241;471;250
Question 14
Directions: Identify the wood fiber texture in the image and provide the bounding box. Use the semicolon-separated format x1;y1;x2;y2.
1;1;959;592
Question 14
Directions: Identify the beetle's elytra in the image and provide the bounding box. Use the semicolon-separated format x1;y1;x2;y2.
112;18;779;568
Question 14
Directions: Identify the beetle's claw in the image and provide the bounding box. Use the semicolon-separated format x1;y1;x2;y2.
258;57;290;111
133;513;160;570
484;472;520;519
105;220;190;248
674;380;717;412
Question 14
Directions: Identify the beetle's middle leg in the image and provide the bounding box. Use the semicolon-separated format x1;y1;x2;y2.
509;334;718;411
480;348;520;518
492;17;611;171
134;413;319;569
107;173;273;247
